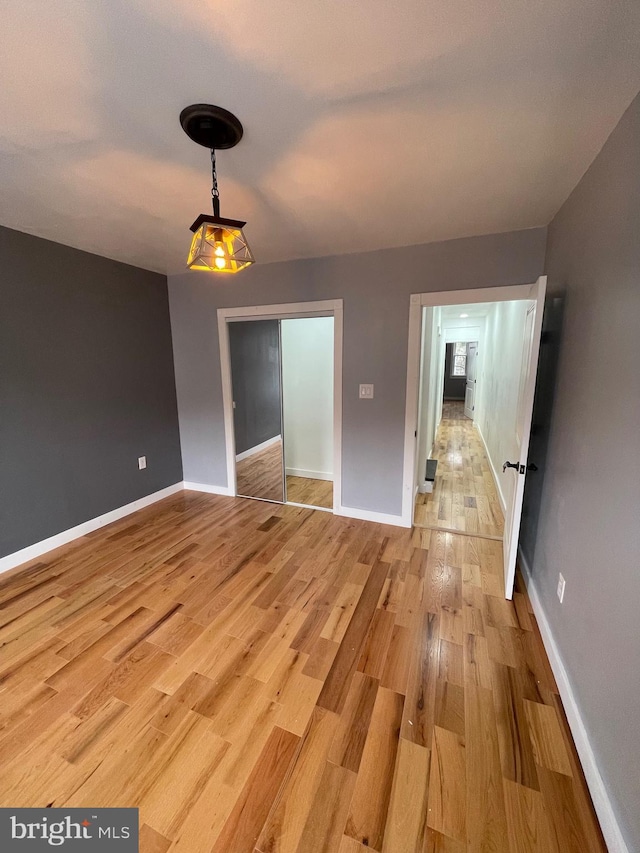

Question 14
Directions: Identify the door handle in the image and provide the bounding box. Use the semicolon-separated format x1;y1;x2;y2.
503;461;519;473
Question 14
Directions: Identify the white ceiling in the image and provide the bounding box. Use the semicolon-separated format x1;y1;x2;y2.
1;0;639;274
441;303;492;321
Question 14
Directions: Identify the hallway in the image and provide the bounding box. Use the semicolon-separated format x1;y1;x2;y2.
415;401;505;538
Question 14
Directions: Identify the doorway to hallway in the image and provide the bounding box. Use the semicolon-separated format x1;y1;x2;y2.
402;279;546;598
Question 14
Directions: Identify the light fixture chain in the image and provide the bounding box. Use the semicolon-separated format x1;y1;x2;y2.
211;148;220;217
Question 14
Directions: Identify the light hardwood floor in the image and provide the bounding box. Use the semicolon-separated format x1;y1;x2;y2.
236;441;334;509
415;400;505;538
236;441;285;502
286;475;333;509
0;493;605;853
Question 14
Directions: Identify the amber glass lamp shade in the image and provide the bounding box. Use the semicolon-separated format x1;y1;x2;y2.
187;214;254;274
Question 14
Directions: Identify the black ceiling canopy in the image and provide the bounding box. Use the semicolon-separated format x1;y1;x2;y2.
179;104;243;149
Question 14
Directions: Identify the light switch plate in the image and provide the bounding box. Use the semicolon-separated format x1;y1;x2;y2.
138;456;147;470
557;573;566;603
359;384;374;399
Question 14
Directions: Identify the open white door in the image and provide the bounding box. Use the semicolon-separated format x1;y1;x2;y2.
502;276;547;598
464;341;478;419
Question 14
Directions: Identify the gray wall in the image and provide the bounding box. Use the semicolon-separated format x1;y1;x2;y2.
0;225;183;559
521;93;640;849
443;343;466;399
169;227;546;515
229;320;282;454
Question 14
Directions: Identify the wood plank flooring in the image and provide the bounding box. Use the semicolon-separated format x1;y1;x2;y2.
286;476;333;509
415;401;505;538
237;440;285;502
0;492;605;853
236;440;334;508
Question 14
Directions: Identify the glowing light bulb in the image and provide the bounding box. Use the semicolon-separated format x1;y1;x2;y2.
213;242;227;269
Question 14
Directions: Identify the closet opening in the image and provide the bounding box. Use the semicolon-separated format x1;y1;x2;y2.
218;300;343;513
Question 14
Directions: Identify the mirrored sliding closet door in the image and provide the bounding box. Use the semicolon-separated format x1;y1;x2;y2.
229;319;285;503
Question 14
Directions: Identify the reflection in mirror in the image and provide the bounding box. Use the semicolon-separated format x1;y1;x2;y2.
281;317;334;509
229;319;285;502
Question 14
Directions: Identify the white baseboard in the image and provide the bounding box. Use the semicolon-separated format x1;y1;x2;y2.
418;482;434;494
519;547;629;853
285;468;332;481
286;501;332;513
235;435;281;462
336;505;411;528
0;483;184;576
183;481;233;496
475;422;507;515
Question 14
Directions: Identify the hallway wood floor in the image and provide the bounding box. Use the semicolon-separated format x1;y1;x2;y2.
0;493;605;853
415;401;505;538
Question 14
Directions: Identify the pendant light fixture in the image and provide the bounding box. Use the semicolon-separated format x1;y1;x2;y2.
181;104;254;274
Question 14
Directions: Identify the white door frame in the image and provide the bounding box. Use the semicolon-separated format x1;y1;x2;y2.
217;299;343;512
401;283;540;528
464;341;479;420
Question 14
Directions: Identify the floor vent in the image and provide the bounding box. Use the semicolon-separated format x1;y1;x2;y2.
418;459;438;494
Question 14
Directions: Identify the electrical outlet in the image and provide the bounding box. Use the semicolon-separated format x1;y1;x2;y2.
138;456;147;470
557;573;566;603
359;384;374;399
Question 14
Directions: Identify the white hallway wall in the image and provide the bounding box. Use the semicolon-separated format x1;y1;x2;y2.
281;317;334;479
416;306;441;487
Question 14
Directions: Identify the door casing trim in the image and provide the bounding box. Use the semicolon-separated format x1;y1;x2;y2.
217;300;343;513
